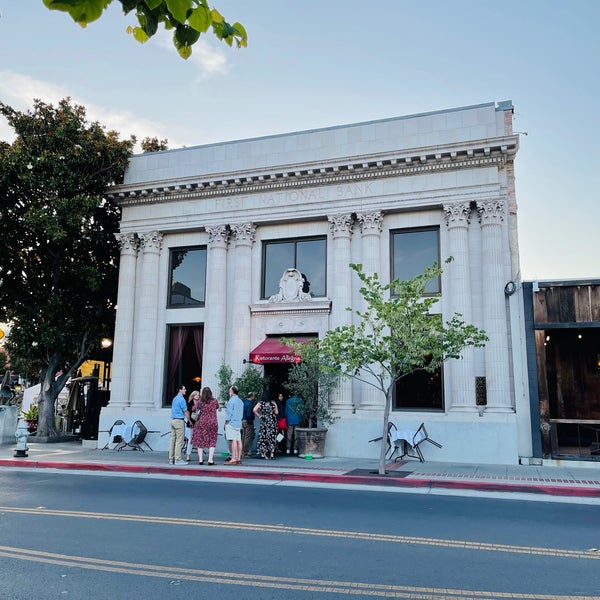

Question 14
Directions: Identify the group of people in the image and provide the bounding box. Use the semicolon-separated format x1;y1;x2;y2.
169;385;305;465
243;390;305;460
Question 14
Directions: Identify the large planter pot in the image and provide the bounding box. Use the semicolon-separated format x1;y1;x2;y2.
296;427;328;459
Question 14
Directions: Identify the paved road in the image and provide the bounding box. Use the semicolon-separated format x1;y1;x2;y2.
1;470;599;599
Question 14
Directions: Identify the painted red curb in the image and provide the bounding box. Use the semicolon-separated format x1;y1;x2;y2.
1;459;599;498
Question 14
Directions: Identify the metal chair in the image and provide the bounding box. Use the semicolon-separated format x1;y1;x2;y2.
401;422;443;462
101;419;126;450
368;421;402;460
117;420;154;452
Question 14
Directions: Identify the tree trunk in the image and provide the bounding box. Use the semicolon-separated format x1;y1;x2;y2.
36;369;59;438
378;386;393;475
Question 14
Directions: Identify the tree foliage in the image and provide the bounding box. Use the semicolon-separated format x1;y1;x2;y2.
43;0;247;59
0;98;135;436
319;261;488;474
282;338;338;428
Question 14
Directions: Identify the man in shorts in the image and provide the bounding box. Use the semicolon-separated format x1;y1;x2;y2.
224;385;243;464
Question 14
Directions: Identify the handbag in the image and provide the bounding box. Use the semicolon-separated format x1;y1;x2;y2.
191;406;201;421
277;417;287;430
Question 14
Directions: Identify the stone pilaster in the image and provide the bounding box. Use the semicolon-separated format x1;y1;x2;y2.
356;211;384;410
130;231;163;409
110;233;139;408
328;214;354;412
477;200;513;412
443;202;477;412
230;223;256;371
202;225;230;392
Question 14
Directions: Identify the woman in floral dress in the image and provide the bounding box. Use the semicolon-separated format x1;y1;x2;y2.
253;389;279;459
191;386;219;465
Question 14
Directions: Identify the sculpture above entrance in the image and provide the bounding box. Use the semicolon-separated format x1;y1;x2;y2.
269;268;312;303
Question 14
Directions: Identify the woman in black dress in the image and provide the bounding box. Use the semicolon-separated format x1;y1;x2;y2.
253;388;279;459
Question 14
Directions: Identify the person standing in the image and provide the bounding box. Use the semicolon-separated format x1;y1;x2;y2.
169;385;189;465
254;388;279;459
184;390;200;462
224;385;244;465
242;391;256;458
285;394;304;455
191;386;219;465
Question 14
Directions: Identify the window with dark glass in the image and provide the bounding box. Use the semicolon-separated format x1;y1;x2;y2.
262;237;326;299
391;228;440;294
168;246;206;307
165;325;204;406
394;364;444;411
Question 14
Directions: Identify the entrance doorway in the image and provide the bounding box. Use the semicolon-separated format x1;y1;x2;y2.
264;363;292;400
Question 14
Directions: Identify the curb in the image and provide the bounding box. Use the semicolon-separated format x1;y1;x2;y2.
2;459;600;498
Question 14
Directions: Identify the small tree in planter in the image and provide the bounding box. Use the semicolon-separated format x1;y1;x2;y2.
281;338;339;457
234;365;266;403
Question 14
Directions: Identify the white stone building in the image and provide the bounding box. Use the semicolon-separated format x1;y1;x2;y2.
99;101;532;464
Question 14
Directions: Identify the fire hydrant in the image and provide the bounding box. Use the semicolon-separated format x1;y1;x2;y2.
14;418;29;457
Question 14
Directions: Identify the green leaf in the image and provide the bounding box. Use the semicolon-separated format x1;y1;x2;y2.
177;45;192;59
165;0;191;24
131;26;150;43
174;24;200;46
143;0;163;9
187;5;211;32
44;0;110;26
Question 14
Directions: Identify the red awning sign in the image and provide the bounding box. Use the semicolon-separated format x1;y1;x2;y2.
249;337;312;364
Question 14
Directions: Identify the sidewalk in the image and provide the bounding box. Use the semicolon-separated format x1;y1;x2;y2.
1;440;600;502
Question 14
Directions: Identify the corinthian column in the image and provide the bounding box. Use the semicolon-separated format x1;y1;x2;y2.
130;231;163;409
356;210;384;410
477;199;513;412
443;202;477;412
202;225;229;392
328;214;354;412
129;231;163;409
110;233;139;409
230;223;256;371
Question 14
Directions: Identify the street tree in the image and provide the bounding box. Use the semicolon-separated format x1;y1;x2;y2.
318;262;488;474
43;0;247;59
0;98;135;437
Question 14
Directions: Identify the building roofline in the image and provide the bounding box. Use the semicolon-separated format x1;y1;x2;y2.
137;101;511;158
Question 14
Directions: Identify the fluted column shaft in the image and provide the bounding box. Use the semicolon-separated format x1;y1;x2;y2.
202;225;229;392
328;214;354;412
444;203;477;412
110;233;139;408
356;211;383;410
478;200;513;412
230;223;255;371
130;231;163;409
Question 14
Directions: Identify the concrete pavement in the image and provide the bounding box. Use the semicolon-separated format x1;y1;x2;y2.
1;439;600;502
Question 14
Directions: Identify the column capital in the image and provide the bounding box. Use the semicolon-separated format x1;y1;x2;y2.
477;199;505;226
206;225;230;249
114;232;139;254
444;202;471;229
328;213;354;238
230;222;256;246
357;210;383;236
139;231;163;252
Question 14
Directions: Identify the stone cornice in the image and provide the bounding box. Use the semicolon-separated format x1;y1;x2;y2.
109;136;518;207
250;300;332;317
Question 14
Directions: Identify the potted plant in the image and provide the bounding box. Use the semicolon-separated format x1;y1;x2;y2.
22;404;39;434
282;338;338;458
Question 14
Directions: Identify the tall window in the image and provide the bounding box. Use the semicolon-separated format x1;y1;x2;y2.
165;325;204;406
168;246;207;307
262;237;326;299
394;365;444;411
391;228;440;294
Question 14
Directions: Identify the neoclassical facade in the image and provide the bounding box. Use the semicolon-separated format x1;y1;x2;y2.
99;101;532;464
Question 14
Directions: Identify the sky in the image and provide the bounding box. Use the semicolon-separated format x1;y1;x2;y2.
0;0;598;281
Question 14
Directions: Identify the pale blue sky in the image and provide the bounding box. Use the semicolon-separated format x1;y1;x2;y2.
1;1;597;280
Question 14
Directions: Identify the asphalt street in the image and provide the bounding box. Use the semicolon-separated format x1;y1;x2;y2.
1;469;599;599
